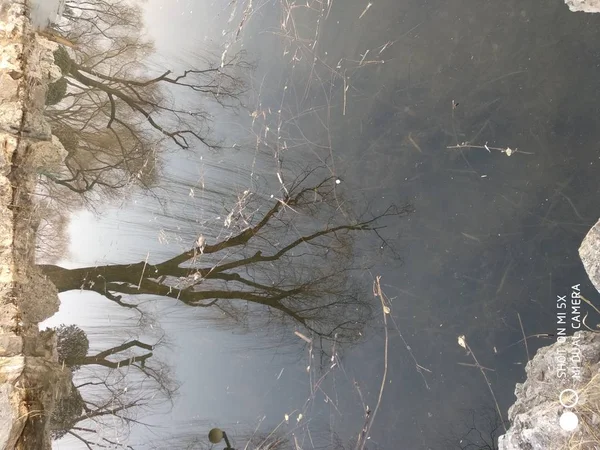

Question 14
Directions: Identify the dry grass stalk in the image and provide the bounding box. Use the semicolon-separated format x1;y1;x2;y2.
354;275;389;450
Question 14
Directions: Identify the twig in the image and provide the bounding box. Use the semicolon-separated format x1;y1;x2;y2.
457;335;507;432
517;313;530;362
581;295;600;316
355;276;388;450
382;285;431;389
387;315;431;389
137;252;149;290
457;362;495;372
343;75;348;116
447;143;534;155
498;333;553;353
359;2;372;19
557;191;585;222
496;260;512;295
294;331;312;344
407;132;422;153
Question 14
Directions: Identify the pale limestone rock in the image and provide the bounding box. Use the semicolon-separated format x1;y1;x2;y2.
0;358;26;450
499;218;600;449
579;219;600;293
565;0;600;12
498;332;600;450
0;3;27;40
0;2;68;448
31;34;61;83
0;43;25;74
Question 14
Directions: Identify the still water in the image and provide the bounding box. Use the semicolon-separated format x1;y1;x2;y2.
38;0;600;449
30;0;64;29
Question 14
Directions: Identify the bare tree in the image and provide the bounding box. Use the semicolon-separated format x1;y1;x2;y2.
50;325;177;448
40;172;412;345
42;0;250;196
41;165;410;445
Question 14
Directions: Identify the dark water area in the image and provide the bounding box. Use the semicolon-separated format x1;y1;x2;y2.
228;1;600;447
40;0;600;449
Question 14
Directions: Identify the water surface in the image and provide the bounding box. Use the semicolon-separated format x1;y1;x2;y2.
30;0;64;29
42;0;600;448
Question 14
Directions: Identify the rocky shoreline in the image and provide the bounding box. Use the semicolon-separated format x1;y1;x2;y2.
498;226;600;450
0;2;69;448
498;332;600;450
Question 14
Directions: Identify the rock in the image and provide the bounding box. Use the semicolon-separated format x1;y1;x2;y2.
579;219;600;293
0;10;62;139
0;102;24;136
0;354;72;450
32;34;62;84
0;359;27;450
498;331;600;450
0;2;69;448
0;335;23;356
0;103;52;140
28;134;68;173
0;73;20;104
565;0;600;12
0;43;25;76
0;3;27;41
17;267;60;324
499;217;600;449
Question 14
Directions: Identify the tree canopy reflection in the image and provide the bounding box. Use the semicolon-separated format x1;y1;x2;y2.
43;0;249;197
37;0;413;446
41;171;411;344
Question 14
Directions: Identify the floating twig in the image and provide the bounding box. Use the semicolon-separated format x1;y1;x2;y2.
517;313;530;362
447;142;534;156
355;276;389;450
294;331;312;344
359;2;373;19
457;334;507;432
